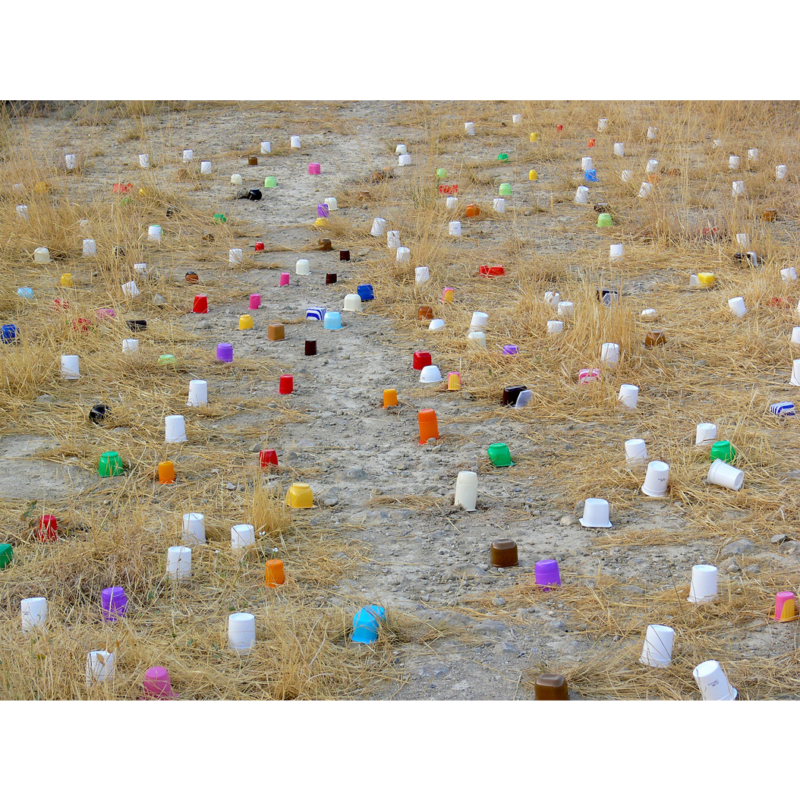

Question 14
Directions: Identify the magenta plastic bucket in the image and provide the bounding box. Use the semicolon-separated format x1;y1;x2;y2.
101;586;128;622
142;665;178;699
535;559;561;591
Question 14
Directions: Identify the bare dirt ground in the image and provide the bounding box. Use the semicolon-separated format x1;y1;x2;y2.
2;100;800;700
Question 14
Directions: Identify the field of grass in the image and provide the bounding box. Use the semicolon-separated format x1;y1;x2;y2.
1;99;799;705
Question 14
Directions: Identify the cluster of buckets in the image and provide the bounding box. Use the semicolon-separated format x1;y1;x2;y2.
3;111;798;701
2;133;397;697
373;114;798;699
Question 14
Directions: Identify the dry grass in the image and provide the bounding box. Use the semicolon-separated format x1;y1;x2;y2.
2;100;800;701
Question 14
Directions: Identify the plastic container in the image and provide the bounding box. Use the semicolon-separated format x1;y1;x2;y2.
182;513;206;545
101;587;128;622
693;660;737;701
419;365;442;384
265;559;285;588
165;415;187;443
688;565;718;604
228;612;256;651
418;409;439;444
641;460;670;497
639;624;674;668
352;606;386;644
618;384;639;409
166;546;192;581
142;666;178;699
501;385;527;406
535;559;561;590
86;650;115;685
709;440;735;464
695;423;717;446
600;342;620;367
707;459;745;491
0;543;12;569
413;351;432;370
625;438;648;466
259;449;278;469
158;461;176;484
580;498;612;528
534;674;569;700
187;380;208;408
454;471;477;511
216;343;233;362
774;591;796;622
285;483;313;508
61;355;80;380
323;312;342;330
21;597;48;632
343;293;362;312
98;451;124;477
231;524;255;549
487;443;514;467
490;539;518;567
383;389;398;408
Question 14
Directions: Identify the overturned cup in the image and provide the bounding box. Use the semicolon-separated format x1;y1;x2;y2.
693;660;737;701
695;423;717;446
707;458;744;491
641;460;669;497
618;384;639;409
625;438;648;466
688;564;718;604
580;498;611;528
639;624;674;668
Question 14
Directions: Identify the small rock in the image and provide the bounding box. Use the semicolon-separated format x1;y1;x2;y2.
420;594;431;602
621;585;645;595
153;294;166;306
772;534;788;544
559;515;576;526
35;394;56;405
548;619;567;632
225;482;236;491
476;620;509;633
780;540;800;556
721;558;741;573
346;467;366;480
721;538;755;557
322;495;339;507
492;596;507;607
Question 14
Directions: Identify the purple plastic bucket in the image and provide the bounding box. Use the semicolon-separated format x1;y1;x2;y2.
535;559;561;591
101;586;128;622
216;343;233;363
